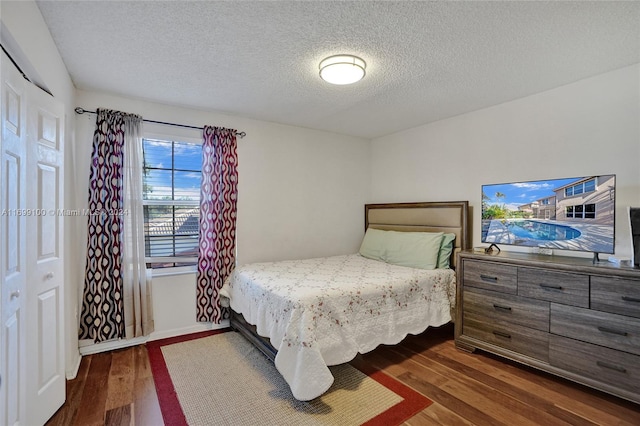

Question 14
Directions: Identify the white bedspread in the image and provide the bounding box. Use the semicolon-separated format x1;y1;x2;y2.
220;254;456;401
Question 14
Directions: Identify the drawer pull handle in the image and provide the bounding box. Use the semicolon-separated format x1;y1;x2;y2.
539;284;563;290
492;304;512;312
480;274;498;283
492;331;511;339
621;296;640;303
596;361;627;373
597;326;628;337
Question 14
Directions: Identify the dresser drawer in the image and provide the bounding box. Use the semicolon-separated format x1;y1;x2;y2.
462;260;517;294
550;335;640;396
518;267;589;307
463;316;549;361
550;304;640;356
591;276;640;319
464;287;550;332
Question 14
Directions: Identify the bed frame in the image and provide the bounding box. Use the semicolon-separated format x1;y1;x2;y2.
229;200;470;361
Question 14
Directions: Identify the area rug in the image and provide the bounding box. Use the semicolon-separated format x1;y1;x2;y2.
147;330;431;425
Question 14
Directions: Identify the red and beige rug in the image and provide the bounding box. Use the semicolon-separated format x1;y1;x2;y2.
147;330;431;425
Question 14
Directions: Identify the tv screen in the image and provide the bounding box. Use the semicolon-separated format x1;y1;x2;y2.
481;175;616;254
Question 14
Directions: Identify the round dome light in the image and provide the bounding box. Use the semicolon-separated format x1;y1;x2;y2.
319;55;366;85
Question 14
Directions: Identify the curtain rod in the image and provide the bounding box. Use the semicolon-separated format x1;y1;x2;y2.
74;107;246;138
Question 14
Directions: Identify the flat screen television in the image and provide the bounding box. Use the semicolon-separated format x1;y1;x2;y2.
481;175;616;256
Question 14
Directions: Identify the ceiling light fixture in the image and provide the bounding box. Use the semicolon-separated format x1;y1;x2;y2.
319;54;366;85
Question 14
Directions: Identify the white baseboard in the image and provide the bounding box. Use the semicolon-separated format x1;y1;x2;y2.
66;353;83;380
147;320;230;342
79;335;148;356
77;320;230;356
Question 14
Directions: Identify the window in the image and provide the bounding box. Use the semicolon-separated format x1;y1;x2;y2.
566;206;574;218
585;203;596;219
142;138;202;268
565;178;596;197
565;204;596;220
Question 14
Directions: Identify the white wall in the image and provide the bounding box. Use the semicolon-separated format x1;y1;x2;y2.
0;0;79;377
371;64;640;259
73;90;371;341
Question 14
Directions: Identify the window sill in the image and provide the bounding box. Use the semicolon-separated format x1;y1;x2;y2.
151;265;197;278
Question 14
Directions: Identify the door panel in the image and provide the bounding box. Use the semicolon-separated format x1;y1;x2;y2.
37;110;60;150
4;314;19;426
5;154;19;273
5;85;20;133
25;81;65;426
38;289;60;389
1;50;27;426
37;164;59;259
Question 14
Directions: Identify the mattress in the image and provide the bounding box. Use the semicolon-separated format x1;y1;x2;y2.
220;254;456;400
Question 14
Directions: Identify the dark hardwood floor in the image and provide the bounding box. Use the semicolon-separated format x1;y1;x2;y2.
46;344;163;426
47;324;640;425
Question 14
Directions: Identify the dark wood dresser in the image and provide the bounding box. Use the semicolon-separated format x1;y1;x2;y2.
455;250;640;404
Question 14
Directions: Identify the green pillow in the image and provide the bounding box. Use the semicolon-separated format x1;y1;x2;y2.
359;228;444;270
358;228;388;261
437;233;456;269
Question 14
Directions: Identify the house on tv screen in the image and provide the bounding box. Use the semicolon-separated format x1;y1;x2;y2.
518;175;615;225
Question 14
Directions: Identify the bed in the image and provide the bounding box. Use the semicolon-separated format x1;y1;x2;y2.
220;201;470;400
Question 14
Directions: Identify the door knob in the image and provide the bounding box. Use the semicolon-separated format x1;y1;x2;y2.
10;290;20;300
46;272;54;280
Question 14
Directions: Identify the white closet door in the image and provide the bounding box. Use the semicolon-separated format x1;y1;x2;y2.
0;50;66;425
1;50;28;426
24;73;66;426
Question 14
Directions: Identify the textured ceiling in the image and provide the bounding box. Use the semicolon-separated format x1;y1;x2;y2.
36;1;640;139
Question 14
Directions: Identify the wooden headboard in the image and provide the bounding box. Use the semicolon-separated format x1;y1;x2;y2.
365;201;470;269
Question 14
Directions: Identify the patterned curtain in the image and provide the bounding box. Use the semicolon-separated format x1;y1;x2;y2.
79;108;142;343
196;126;238;322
